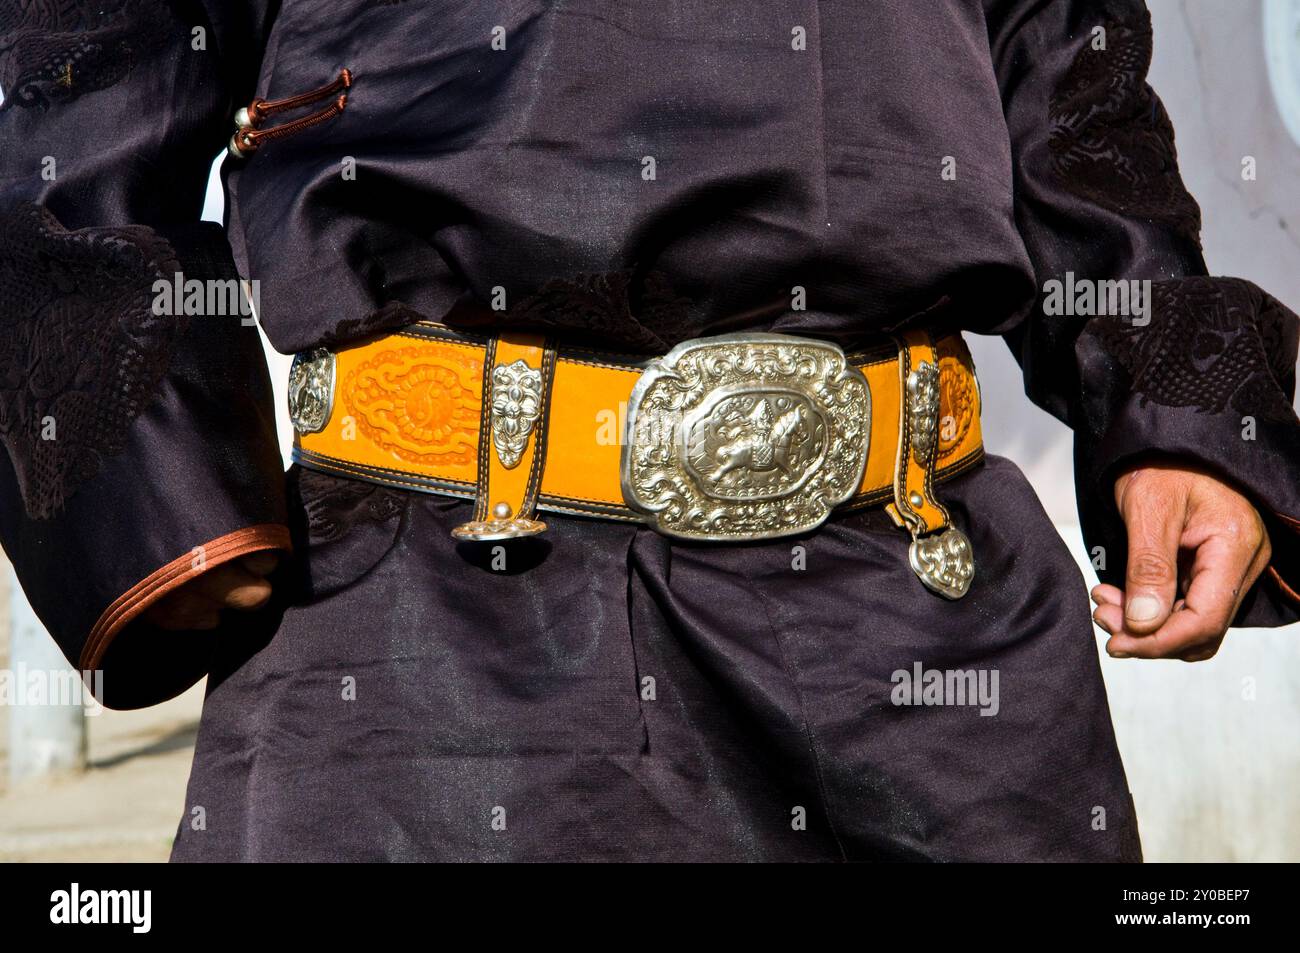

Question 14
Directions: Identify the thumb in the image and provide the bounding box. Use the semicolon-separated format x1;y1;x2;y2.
1117;472;1185;635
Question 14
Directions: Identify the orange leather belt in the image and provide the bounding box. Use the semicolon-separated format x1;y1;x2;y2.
290;322;984;597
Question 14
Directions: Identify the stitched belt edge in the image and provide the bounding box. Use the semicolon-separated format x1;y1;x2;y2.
290;320;985;525
293;441;987;521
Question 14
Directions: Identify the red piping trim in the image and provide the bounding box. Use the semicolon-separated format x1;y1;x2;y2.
80;524;291;671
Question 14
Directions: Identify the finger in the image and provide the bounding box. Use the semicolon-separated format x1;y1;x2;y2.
240;551;281;577
1104;604;1219;658
1093;602;1125;642
1098;594;1187;631
1178;637;1224;663
190;563;275;611
1091;584;1123;607
1117;480;1185;635
142;590;222;630
1105;533;1261;659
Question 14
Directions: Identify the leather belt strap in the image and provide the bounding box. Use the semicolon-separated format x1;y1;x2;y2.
290;322;984;593
886;329;977;598
450;332;557;540
888;329;950;535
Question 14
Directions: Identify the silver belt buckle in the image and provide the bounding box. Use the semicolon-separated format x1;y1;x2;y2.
620;333;870;541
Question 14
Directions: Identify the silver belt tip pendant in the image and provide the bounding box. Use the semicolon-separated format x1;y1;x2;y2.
489;358;543;469
902;359;974;600
452;354;548;542
451;501;547;542
909;526;975;600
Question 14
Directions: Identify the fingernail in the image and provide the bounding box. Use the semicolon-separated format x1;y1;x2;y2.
1126;595;1161;622
1109;651;1131;659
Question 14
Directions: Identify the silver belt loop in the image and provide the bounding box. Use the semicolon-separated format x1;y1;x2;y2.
890;334;975;599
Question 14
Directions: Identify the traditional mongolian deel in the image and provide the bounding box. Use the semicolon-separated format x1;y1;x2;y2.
0;0;1297;861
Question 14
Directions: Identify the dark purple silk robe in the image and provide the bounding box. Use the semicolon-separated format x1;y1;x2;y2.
1;0;1297;860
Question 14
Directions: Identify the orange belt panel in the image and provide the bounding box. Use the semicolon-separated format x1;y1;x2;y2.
481;333;547;516
296;325;983;512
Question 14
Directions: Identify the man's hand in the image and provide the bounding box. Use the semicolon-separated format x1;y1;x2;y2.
1090;463;1270;661
142;552;280;631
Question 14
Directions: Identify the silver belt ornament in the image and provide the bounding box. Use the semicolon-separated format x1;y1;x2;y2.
620;333;870;541
899;360;974;600
287;347;336;434
290;331;974;598
449;356;549;541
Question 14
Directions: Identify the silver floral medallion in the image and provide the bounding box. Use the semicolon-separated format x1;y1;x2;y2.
490;358;543;469
909;526;975;599
907;360;940;464
621;333;870;541
288;347;336;435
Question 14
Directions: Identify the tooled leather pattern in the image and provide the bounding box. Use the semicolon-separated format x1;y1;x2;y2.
1047;6;1203;245
0;202;183;518
1089;277;1299;421
343;344;483;469
0;0;168;111
935;336;976;463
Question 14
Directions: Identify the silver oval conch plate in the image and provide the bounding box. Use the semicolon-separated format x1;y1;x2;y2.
288;347;336;435
909;527;975;599
621;333;870;541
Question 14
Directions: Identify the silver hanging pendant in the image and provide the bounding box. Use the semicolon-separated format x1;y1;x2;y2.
909;526;975;600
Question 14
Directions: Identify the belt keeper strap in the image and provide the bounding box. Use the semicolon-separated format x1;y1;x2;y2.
451;331;557;541
886;330;949;535
887;329;976;599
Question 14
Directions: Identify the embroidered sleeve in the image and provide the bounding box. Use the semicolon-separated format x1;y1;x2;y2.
987;0;1300;626
1046;7;1202;244
0;0;171;111
0;0;289;709
0;202;184;518
1086;278;1297;423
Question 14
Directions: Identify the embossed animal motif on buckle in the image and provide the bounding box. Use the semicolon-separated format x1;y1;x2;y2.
621;334;870;541
288;348;336;434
